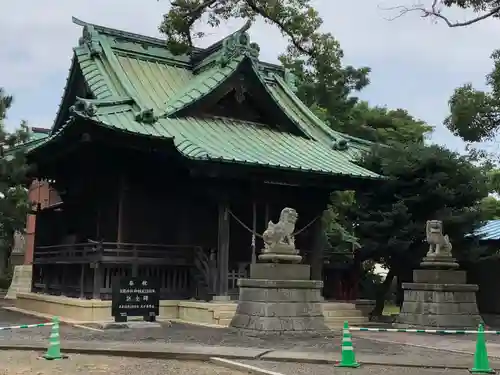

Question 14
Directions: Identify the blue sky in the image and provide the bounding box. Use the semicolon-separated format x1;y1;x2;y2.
1;0;500;154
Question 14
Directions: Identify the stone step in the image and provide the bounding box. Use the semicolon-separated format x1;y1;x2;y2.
322;302;357;311
325;320;365;329
325;316;368;326
323;309;364;318
350;321;392;328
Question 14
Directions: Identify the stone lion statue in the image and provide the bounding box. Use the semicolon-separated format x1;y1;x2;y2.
426;220;452;257
262;207;298;252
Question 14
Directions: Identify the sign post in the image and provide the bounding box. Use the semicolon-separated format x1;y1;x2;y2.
111;277;159;323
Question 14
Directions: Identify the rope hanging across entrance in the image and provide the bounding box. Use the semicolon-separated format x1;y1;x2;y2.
227;209;321;239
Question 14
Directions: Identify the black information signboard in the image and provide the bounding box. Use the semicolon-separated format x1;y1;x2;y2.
111;277;159;322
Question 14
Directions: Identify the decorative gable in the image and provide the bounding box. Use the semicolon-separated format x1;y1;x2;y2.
217;21;260;68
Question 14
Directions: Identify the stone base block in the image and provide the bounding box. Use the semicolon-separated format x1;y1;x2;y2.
396;314;482;328
258;254;303;263
250;263;310;280
420;256;459;269
5;265;32;300
230;278;328;335
413;269;466;284
398;281;481;328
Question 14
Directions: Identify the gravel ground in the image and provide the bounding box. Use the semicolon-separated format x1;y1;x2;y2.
0;309;479;358
240;360;470;375
0;351;247;375
0;309;399;352
0;307;488;367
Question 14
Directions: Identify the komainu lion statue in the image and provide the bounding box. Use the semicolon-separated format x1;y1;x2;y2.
426;220;452;257
262;207;298;252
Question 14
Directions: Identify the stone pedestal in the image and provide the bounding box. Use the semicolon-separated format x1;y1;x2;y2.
229;263;329;335
5;265;32;300
398;259;482;328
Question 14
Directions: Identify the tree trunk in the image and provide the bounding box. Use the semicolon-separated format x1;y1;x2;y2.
370;268;395;317
396;266;413;307
0;248;9;278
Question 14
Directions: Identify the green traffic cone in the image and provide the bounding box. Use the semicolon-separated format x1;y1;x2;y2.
43;316;63;360
470;323;495;374
337;321;360;368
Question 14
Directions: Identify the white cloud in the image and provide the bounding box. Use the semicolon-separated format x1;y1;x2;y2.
0;0;499;150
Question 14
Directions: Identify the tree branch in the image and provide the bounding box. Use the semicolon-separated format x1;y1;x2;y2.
172;0;217;18
244;0;314;56
167;0;218;47
379;1;500;27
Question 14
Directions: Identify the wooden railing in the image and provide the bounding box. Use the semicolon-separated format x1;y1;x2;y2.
32;241;219;300
33;241;201;265
33;242;98;264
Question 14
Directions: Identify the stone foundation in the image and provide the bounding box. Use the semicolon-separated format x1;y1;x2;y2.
14;292;236;325
5;265;32;300
398;268;482;328
229;263;329;335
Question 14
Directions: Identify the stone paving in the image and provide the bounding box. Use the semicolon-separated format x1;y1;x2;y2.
354;330;500;357
0;309;412;354
0;350;245;375
240;360;472;375
0;314;463;358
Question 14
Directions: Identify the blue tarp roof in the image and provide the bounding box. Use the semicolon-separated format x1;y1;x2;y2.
474;220;500;240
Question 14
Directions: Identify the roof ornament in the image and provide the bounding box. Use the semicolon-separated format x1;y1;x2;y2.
70;98;97;117
234;75;247;103
284;69;298;93
135;108;158;124
332;139;349;151
218;21;260;68
78;25;102;57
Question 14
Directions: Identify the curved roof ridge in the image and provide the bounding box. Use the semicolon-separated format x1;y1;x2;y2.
161;55;245;118
73;17;173;50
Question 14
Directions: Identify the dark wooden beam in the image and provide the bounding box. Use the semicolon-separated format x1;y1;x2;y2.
216;200;230;298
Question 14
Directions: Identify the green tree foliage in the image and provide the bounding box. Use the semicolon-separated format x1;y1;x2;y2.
480;196;500;219
487;168;500;194
343;101;432;144
324;190;359;253
347;143;488;314
0;89;32;267
444;50;500;144
478;169;500;220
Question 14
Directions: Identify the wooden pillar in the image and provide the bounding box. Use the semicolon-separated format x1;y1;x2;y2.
79;264;85;298
92;265;102;299
310;214;326;282
251;201;257;264
92;242;103;299
132;245;138;277
216;201;230;298
116;175;126;244
61;265;68;296
264;203;269;224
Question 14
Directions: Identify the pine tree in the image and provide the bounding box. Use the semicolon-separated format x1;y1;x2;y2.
0;88;32;275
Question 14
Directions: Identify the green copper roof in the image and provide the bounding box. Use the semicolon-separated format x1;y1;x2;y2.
163;56;244;117
35;17;379;180
79;111;376;177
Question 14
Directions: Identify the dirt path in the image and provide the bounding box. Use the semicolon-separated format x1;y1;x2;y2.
0;351;247;375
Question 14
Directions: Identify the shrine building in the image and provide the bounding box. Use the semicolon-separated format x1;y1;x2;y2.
11;17;381;325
